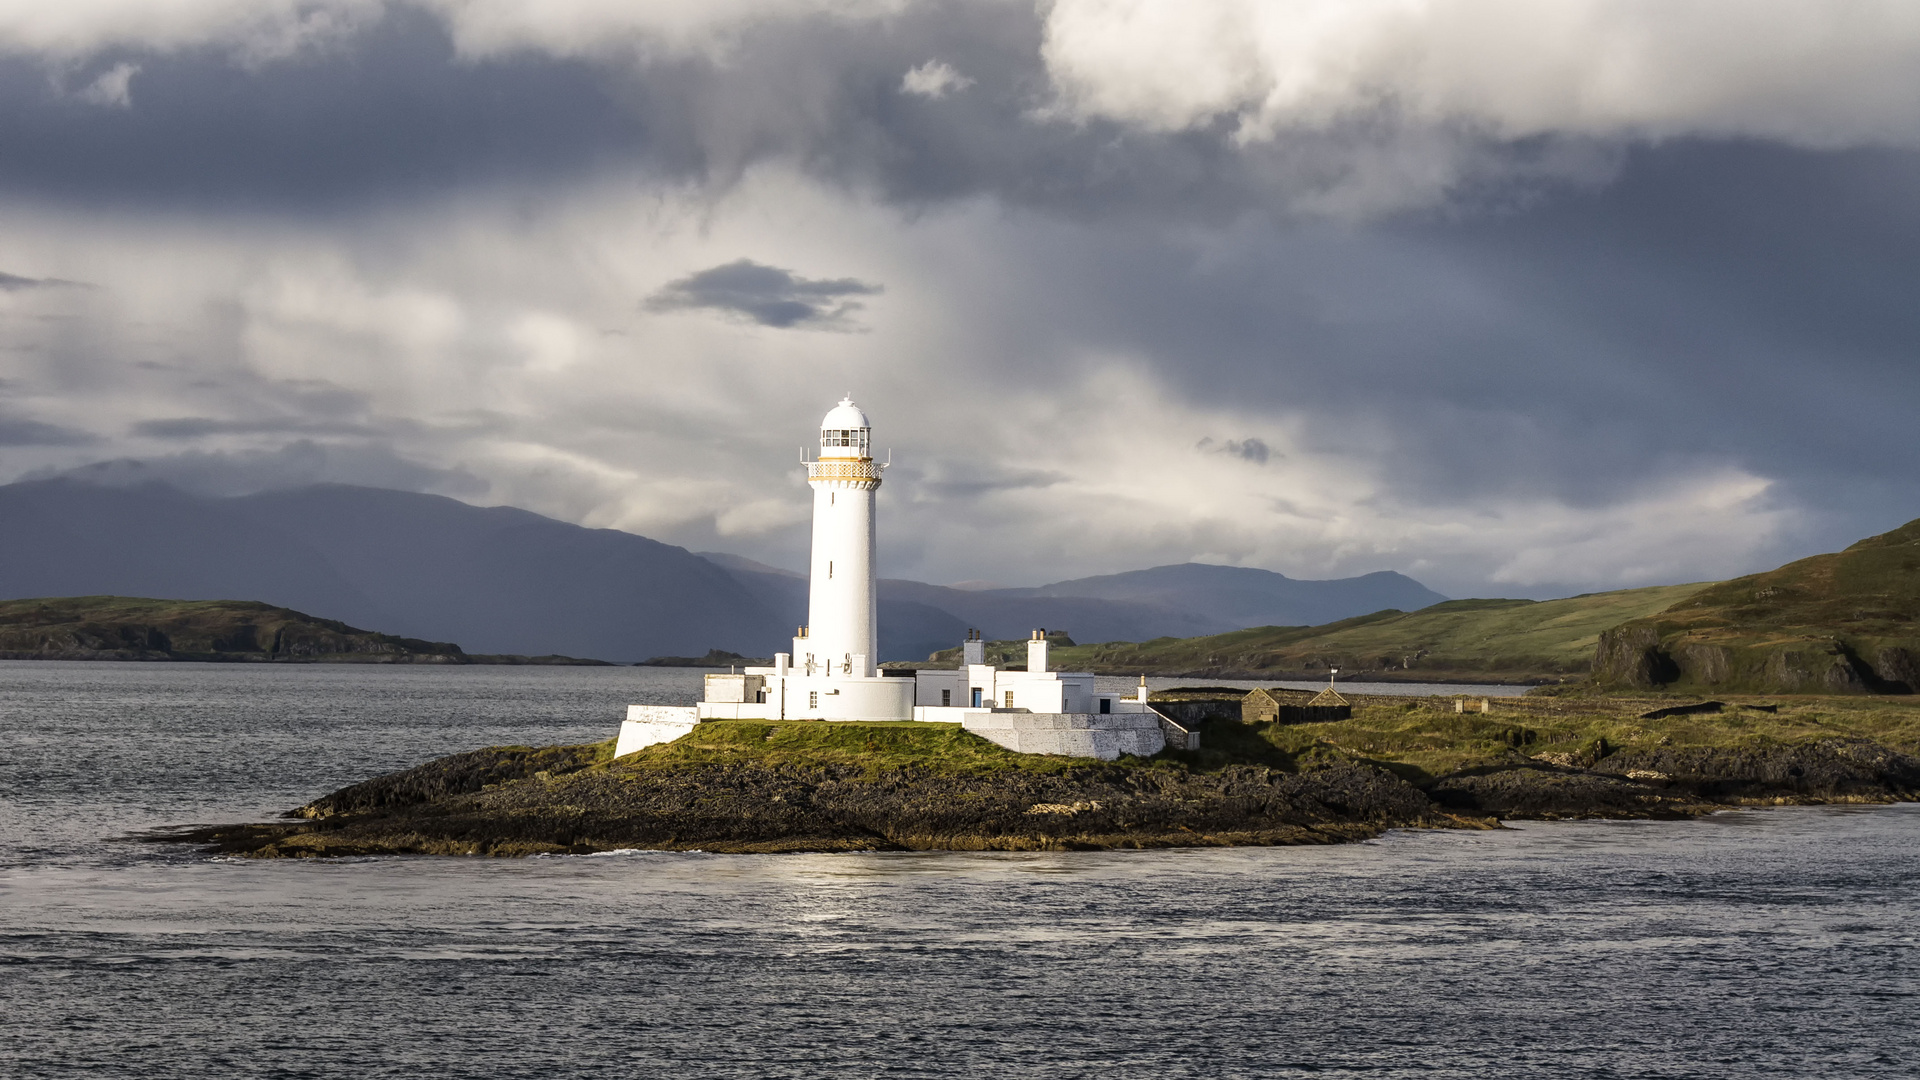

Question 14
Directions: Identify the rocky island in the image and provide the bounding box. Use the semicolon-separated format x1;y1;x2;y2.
150;514;1920;858
166;688;1920;858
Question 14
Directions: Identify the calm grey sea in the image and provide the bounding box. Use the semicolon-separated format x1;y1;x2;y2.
1;661;1914;1079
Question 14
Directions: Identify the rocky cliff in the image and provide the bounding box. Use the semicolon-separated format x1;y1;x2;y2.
1591;517;1920;694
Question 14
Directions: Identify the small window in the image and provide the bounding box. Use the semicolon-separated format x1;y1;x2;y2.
809;691;819;709
941;689;951;706
1004;691;1014;708
1099;698;1111;714
971;688;982;708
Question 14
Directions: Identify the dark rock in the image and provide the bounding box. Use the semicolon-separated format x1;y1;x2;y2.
1639;701;1725;720
1594;739;1920;802
1426;764;1708;819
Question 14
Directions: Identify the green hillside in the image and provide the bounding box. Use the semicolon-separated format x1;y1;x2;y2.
1593;517;1920;694
0;596;470;663
924;582;1712;684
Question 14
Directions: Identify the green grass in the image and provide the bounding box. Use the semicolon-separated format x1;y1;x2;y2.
971;581;1716;683
612;719;1117;776
1254;692;1920;782
1593;516;1920;692
601;693;1920;784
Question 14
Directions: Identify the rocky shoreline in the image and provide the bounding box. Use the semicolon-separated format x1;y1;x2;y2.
156;730;1920;858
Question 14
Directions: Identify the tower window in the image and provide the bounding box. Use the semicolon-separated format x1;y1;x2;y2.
941;689;951;706
971;688;982;708
1004;691;1014;708
829;560;833;578
809;691;819;709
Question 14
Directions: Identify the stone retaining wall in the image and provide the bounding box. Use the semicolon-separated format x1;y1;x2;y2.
961;711;1165;760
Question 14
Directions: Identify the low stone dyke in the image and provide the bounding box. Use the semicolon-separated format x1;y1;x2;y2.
615;706;702;757
961;711;1165;760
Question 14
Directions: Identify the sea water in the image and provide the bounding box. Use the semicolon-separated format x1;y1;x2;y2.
1;661;1913;1078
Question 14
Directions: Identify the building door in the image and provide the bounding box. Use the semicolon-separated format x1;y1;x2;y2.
971;687;982;708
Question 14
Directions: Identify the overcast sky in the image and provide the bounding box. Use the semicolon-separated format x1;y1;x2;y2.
1;0;1917;597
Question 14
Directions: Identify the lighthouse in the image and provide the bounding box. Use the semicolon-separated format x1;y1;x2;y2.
611;393;1180;758
796;398;880;679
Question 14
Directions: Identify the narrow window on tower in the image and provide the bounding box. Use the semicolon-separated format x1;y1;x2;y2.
829;561;833;579
809;691;819;709
1004;691;1014;708
941;689;951;706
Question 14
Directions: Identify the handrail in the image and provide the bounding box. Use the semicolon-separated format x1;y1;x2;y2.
804;460;882;482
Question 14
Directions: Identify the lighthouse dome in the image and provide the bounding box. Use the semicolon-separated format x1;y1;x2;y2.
821;398;869;431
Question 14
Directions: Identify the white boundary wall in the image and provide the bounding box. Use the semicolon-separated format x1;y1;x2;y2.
914;707;1166;761
615;705;701;757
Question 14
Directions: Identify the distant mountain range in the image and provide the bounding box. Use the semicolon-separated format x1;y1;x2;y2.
0;479;1448;662
699;552;1448;660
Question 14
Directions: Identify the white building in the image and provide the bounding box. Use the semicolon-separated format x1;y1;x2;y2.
615;398;1193;761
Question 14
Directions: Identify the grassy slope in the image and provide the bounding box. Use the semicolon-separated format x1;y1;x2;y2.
0;595;467;662
1266;691;1920;782
931;582;1711;683
613;692;1920;784
1594;517;1920;693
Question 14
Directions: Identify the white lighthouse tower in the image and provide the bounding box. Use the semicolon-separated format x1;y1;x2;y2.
796;398;880;678
611;393;1183;759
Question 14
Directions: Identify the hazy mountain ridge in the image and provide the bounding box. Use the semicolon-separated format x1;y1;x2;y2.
0;479;1454;663
697;556;1451;660
0;479;775;662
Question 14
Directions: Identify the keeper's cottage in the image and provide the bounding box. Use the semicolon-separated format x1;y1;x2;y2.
615;398;1196;760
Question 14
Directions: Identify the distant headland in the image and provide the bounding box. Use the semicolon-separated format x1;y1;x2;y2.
0;596;609;665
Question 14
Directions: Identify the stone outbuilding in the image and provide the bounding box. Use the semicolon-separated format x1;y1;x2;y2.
1242;686;1352;725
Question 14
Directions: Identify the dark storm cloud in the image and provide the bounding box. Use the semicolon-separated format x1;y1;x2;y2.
0;2;1510;220
984;138;1920;564
644;260;882;330
1;1;1916;592
0;7;650;210
1197;437;1273;465
40;441;486;499
909;464;1070;500
0;415;96;446
130;417;382;439
0;270;84;291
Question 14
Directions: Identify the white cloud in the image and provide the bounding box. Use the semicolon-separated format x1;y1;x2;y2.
0;166;1807;597
0;0;906;62
74;61;138;106
1041;0;1920;148
0;0;382;60
900;59;973;98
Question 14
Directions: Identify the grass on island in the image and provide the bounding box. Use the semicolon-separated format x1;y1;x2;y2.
609;719;1098;777
924;582;1714;682
588;691;1920;786
1207;691;1920;783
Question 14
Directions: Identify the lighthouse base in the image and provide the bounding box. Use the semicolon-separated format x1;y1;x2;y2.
695;672;916;723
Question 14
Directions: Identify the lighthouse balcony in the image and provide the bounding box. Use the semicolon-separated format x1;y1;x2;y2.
804;459;881;482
